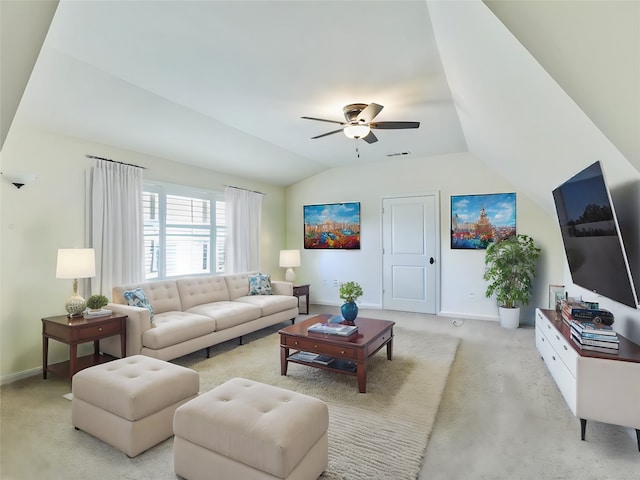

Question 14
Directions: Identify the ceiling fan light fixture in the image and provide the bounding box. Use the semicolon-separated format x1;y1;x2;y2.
343;124;370;139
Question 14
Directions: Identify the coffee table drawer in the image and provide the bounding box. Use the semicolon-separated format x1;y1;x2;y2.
284;337;357;360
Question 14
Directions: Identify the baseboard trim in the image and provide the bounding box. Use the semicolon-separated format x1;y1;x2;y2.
438;311;499;322
1;366;41;386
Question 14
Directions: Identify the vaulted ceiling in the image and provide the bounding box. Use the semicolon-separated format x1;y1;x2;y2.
2;1;638;193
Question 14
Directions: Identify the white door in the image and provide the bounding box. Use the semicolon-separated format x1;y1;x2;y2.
382;195;438;313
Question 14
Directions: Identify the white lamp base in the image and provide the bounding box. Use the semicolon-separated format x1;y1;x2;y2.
285;268;296;283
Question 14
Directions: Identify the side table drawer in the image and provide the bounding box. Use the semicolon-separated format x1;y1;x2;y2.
79;321;122;339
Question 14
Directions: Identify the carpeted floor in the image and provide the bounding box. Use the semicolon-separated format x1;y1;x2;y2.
0;320;459;480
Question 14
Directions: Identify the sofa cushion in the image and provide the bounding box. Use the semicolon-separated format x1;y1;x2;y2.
248;273;273;295
186;301;260;330
224;273;252;300
176;276;230;311
235;295;299;317
123;287;155;320
113;280;182;315
142;311;215;350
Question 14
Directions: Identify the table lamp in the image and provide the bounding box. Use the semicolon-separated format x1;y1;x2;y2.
279;249;301;283
56;248;96;317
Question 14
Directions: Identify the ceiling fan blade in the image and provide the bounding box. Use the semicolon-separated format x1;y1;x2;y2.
301;116;345;125
370;121;420;130
362;131;378;144
357;103;384;124
311;128;344;139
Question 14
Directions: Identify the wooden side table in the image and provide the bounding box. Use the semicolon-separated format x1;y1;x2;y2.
42;313;127;381
292;284;310;314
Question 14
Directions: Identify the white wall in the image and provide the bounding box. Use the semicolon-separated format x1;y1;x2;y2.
286;151;564;323
0;122;286;382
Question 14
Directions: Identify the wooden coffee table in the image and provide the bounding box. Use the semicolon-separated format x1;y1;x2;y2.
279;314;394;393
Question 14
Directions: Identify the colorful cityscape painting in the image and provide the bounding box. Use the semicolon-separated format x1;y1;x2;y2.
304;202;360;249
451;193;516;249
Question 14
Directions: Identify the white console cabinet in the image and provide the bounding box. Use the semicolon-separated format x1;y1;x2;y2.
535;308;640;451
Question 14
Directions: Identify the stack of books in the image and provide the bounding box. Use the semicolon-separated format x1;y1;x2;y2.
561;302;615;327
307;322;358;337
569;319;619;355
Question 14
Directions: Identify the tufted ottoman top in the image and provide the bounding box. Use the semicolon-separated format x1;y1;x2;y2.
173;377;328;479
72;355;199;421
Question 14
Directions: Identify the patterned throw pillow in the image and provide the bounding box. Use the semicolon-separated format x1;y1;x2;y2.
248;273;273;295
123;287;155;320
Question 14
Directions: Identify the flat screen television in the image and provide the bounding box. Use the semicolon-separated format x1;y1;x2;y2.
552;161;639;309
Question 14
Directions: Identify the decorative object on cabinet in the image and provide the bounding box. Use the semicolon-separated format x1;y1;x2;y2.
548;284;565;310
450;192;516;249
56;248;96;317
279;249;301;282
339;281;363;324
483;234;541;328
303;202;360;249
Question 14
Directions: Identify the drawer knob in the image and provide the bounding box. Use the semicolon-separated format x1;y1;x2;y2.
314;344;318;349
552;355;556;361
98;327;103;332
341;350;345;354
556;335;560;341
294;341;298;346
563;345;568;351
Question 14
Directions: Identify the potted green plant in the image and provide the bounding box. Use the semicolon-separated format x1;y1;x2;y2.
339;281;363;324
86;294;109;311
483;234;541;328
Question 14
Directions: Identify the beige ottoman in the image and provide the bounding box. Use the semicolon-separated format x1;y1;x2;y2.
72;355;199;457
173;377;329;480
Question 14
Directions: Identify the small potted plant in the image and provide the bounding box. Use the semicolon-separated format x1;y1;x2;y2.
483;234;541;328
86;294;109;312
339;281;363;325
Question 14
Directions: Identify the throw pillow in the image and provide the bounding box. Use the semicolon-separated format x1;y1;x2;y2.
248;273;273;295
123;287;155;320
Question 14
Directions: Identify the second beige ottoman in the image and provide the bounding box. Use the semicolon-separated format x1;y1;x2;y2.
174;377;329;480
72;355;199;457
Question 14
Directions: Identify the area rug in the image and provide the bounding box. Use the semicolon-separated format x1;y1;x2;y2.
174;324;460;480
0;324;458;480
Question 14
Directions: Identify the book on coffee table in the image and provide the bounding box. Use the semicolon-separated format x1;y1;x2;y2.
307;322;358;336
312;355;335;366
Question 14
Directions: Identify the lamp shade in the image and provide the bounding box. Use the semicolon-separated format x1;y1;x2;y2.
279;250;301;268
56;248;96;279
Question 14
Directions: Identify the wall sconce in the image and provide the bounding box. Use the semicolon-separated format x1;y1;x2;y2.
1;172;38;189
279;249;301;283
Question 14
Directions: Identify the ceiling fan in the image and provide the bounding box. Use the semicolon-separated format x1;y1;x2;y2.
301;103;419;144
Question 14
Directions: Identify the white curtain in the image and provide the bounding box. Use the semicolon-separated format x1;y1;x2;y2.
225;186;263;273
89;160;144;296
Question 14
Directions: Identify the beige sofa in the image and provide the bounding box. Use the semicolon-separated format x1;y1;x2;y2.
100;272;298;361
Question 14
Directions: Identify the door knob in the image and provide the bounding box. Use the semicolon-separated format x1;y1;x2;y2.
429;257;435;264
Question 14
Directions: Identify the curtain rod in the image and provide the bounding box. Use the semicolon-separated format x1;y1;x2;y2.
86;154;146;169
225;185;266;195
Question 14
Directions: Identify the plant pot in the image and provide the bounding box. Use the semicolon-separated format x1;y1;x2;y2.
499;306;520;329
341;301;358;325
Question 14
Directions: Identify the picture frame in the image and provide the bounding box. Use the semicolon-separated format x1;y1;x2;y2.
303;202;360;249
549;284;565;310
450;192;516;249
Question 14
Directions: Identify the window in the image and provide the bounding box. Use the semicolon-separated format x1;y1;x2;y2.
143;183;226;280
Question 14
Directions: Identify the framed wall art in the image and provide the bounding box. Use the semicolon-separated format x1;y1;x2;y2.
451;192;516;249
303;202;360;249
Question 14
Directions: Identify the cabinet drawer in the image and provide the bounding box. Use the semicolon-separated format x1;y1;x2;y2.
537;324;577;414
284;336;357;359
536;311;577;376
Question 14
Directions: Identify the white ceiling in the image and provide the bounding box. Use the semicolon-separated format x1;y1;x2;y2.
7;0;639;193
15;0;467;186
